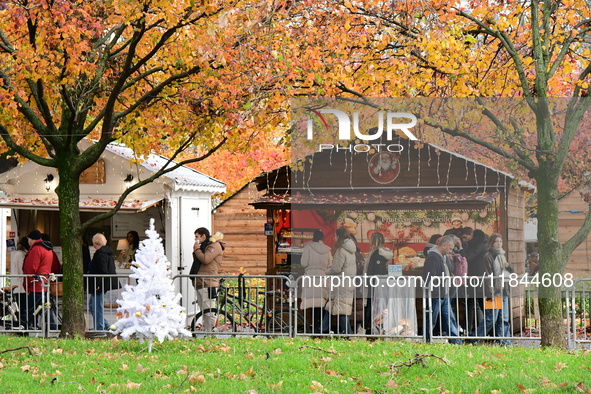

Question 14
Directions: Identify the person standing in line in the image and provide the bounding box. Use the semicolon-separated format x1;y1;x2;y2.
322;227;356;335
469;233;512;346
41;233;62;275
421;235;462;345
191;227;225;332
527;252;540;276
87;233;119;337
464;229;489;334
300;229;332;333
22;230;57;331
10;236;29;327
117;231;140;269
460;227;474;249
364;232;393;331
423;234;442;258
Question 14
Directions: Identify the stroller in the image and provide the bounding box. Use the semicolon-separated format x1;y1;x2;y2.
1;285;23;330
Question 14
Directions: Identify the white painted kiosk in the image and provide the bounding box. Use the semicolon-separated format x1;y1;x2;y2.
0;142;225;321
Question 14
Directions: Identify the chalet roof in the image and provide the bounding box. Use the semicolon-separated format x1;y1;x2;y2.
0;195;162;212
252;189;498;210
250;140;515;209
0;141;225;211
106;143;225;193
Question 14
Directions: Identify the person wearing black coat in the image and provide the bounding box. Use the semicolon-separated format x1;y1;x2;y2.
88;233;119;334
464;229;489;333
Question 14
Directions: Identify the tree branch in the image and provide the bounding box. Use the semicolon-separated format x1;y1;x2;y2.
454;8;534;102
111;65;203;123
0;27;15;53
423;119;536;172
0;125;55;167
80;135;227;230
562;201;591;259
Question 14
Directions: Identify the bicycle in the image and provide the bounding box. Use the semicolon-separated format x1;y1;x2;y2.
29;274;62;335
190;278;305;336
1;285;23;331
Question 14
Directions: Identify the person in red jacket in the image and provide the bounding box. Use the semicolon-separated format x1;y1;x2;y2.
41;233;62;275
22;229;57;331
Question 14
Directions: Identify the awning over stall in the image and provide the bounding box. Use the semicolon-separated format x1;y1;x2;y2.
0;196;163;213
251;189;499;210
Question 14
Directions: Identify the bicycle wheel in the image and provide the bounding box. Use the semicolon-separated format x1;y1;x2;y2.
265;309;306;334
190;308;236;335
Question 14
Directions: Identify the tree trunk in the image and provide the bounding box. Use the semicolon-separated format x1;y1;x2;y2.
536;171;567;347
56;170;86;338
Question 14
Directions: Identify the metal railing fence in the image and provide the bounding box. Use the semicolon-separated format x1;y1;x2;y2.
1;272;582;345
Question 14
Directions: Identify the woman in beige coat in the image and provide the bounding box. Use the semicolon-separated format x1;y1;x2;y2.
300;229;332;333
191;228;225;332
322;227;356;334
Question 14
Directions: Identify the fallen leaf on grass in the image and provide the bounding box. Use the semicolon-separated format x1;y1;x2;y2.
126;380;141;389
324;370;338;376
555;362;567;372
268;381;283;389
244;367;256;376
575;382;586;392
121;363;129;371
273;348;282;355
320;356;332;362
136;364;147;373
0;363;4;369
218;346;231;353
189;374;205;383
52;348;63;354
387;380;398;388
176;366;188;375
475;362;492;370
245;353;254;359
21;365;30;372
310;381;324;391
517;384;527;393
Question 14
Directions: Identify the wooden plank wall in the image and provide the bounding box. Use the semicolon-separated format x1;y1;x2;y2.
212;183;268;275
506;186;526;275
558;189;591;278
506;186;527;332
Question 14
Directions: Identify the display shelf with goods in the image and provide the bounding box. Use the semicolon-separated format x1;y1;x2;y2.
273;228;315;278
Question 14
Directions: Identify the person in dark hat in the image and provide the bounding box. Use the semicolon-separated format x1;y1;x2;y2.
22;229;57;331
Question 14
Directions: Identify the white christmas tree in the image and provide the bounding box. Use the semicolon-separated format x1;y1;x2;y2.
112;218;191;352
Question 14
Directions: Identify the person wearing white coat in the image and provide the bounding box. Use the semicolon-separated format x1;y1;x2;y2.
300;229;332;333
322;227;357;334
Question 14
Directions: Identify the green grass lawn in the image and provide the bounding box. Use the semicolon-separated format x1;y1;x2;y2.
0;335;589;393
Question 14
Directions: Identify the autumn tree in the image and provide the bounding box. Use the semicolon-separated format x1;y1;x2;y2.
0;0;297;337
